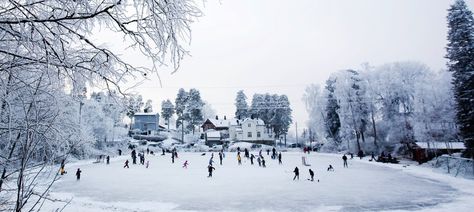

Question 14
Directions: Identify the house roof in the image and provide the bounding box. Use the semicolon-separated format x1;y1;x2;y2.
415;142;465;150
203;118;238;128
241;118;265;125
134;112;159;116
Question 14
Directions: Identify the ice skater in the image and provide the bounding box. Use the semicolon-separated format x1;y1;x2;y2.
76;168;82;180
278;152;282;164
327;164;334;171
237;152;242;165
219;152;223;165
261;157;266;168
172;153;175;163
106;155;110;165
209;156;214;166
146;160;150;168
207;165;216;177
250;154;255;165
308;169;314;181
124;160;129;168
257;156;261;167
342;154;348;168
131;150;137;164
293;167;299;180
183;160;189;168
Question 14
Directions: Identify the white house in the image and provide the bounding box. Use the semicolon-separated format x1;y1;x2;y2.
201;116;274;146
229;118;273;144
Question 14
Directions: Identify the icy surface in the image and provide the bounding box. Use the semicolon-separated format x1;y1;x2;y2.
47;152;463;211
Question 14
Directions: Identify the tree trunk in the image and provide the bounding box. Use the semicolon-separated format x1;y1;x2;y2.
371;110;378;151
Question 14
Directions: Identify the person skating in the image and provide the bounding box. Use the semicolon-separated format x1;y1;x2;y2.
207;165;216;177
124;160;130;168
266;149;270;155
118;149;122;156
261;157;266;168
162;148;166;156
106;155;110;165
60;160;66;175
327;165;334;171
76;168;82;180
358;150;364;159
147;147;150;154
219;152;223;165
371;152;376;161
309;169;314;181
259;149;263;158
278;152;282;165
146;160;150;168
257;156;261;167
272;148;276;159
183;160;189;168
131;150;137;164
171;153;175;163
293;167;299;180
237;152;242;165
342;154;348;168
209;156;214;166
250;154;255;165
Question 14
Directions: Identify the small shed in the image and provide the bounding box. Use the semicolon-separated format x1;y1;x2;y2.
411;142;465;164
205;130;222;146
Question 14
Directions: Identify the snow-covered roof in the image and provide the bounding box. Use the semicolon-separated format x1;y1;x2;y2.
134;112;159;116
241;118;265;125
415;142;465;150
206;131;221;138
207;118;238;128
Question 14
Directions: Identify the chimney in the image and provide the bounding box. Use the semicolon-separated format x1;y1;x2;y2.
224;115;227;120
215;115;219;120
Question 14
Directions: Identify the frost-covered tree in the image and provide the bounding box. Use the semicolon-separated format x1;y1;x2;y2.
446;0;474;158
0;0;201;210
144;100;153;113
250;94;265;119
235;90;249;119
185;88;204;134
126;95;144;119
302;84;326;143
175;88;188;128
202;101;217;120
271;95;292;139
324;78;341;145
161;99;175;129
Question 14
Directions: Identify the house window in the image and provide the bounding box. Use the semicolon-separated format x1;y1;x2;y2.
248;123;251;127
257;132;261;138
248;132;252;138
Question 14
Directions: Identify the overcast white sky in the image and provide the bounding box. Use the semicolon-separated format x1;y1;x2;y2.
109;0;473;133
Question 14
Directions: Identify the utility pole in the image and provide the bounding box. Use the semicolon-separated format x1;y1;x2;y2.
181;120;184;143
295;122;298;148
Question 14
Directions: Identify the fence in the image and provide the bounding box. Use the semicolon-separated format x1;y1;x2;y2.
434;155;474;178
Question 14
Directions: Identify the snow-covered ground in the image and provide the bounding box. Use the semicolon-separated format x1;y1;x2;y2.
42;152;474;212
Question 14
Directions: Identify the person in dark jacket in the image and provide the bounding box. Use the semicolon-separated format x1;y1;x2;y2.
250;154;255;165
342;154;348;168
208;165;216;177
293;167;299;180
106;155;110;164
261;157;266;168
118;149;122;156
131;150;137;164
124;160;129;168
219;152;223;165
278;152;282;164
309;169;314;181
76;168;82;180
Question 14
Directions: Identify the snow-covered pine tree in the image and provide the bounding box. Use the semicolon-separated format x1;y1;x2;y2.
161;99;175;130
446;0;474;158
325;78;341;144
175;88;188;128
186;88;204;134
144;100;153;113
235;90;249;119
